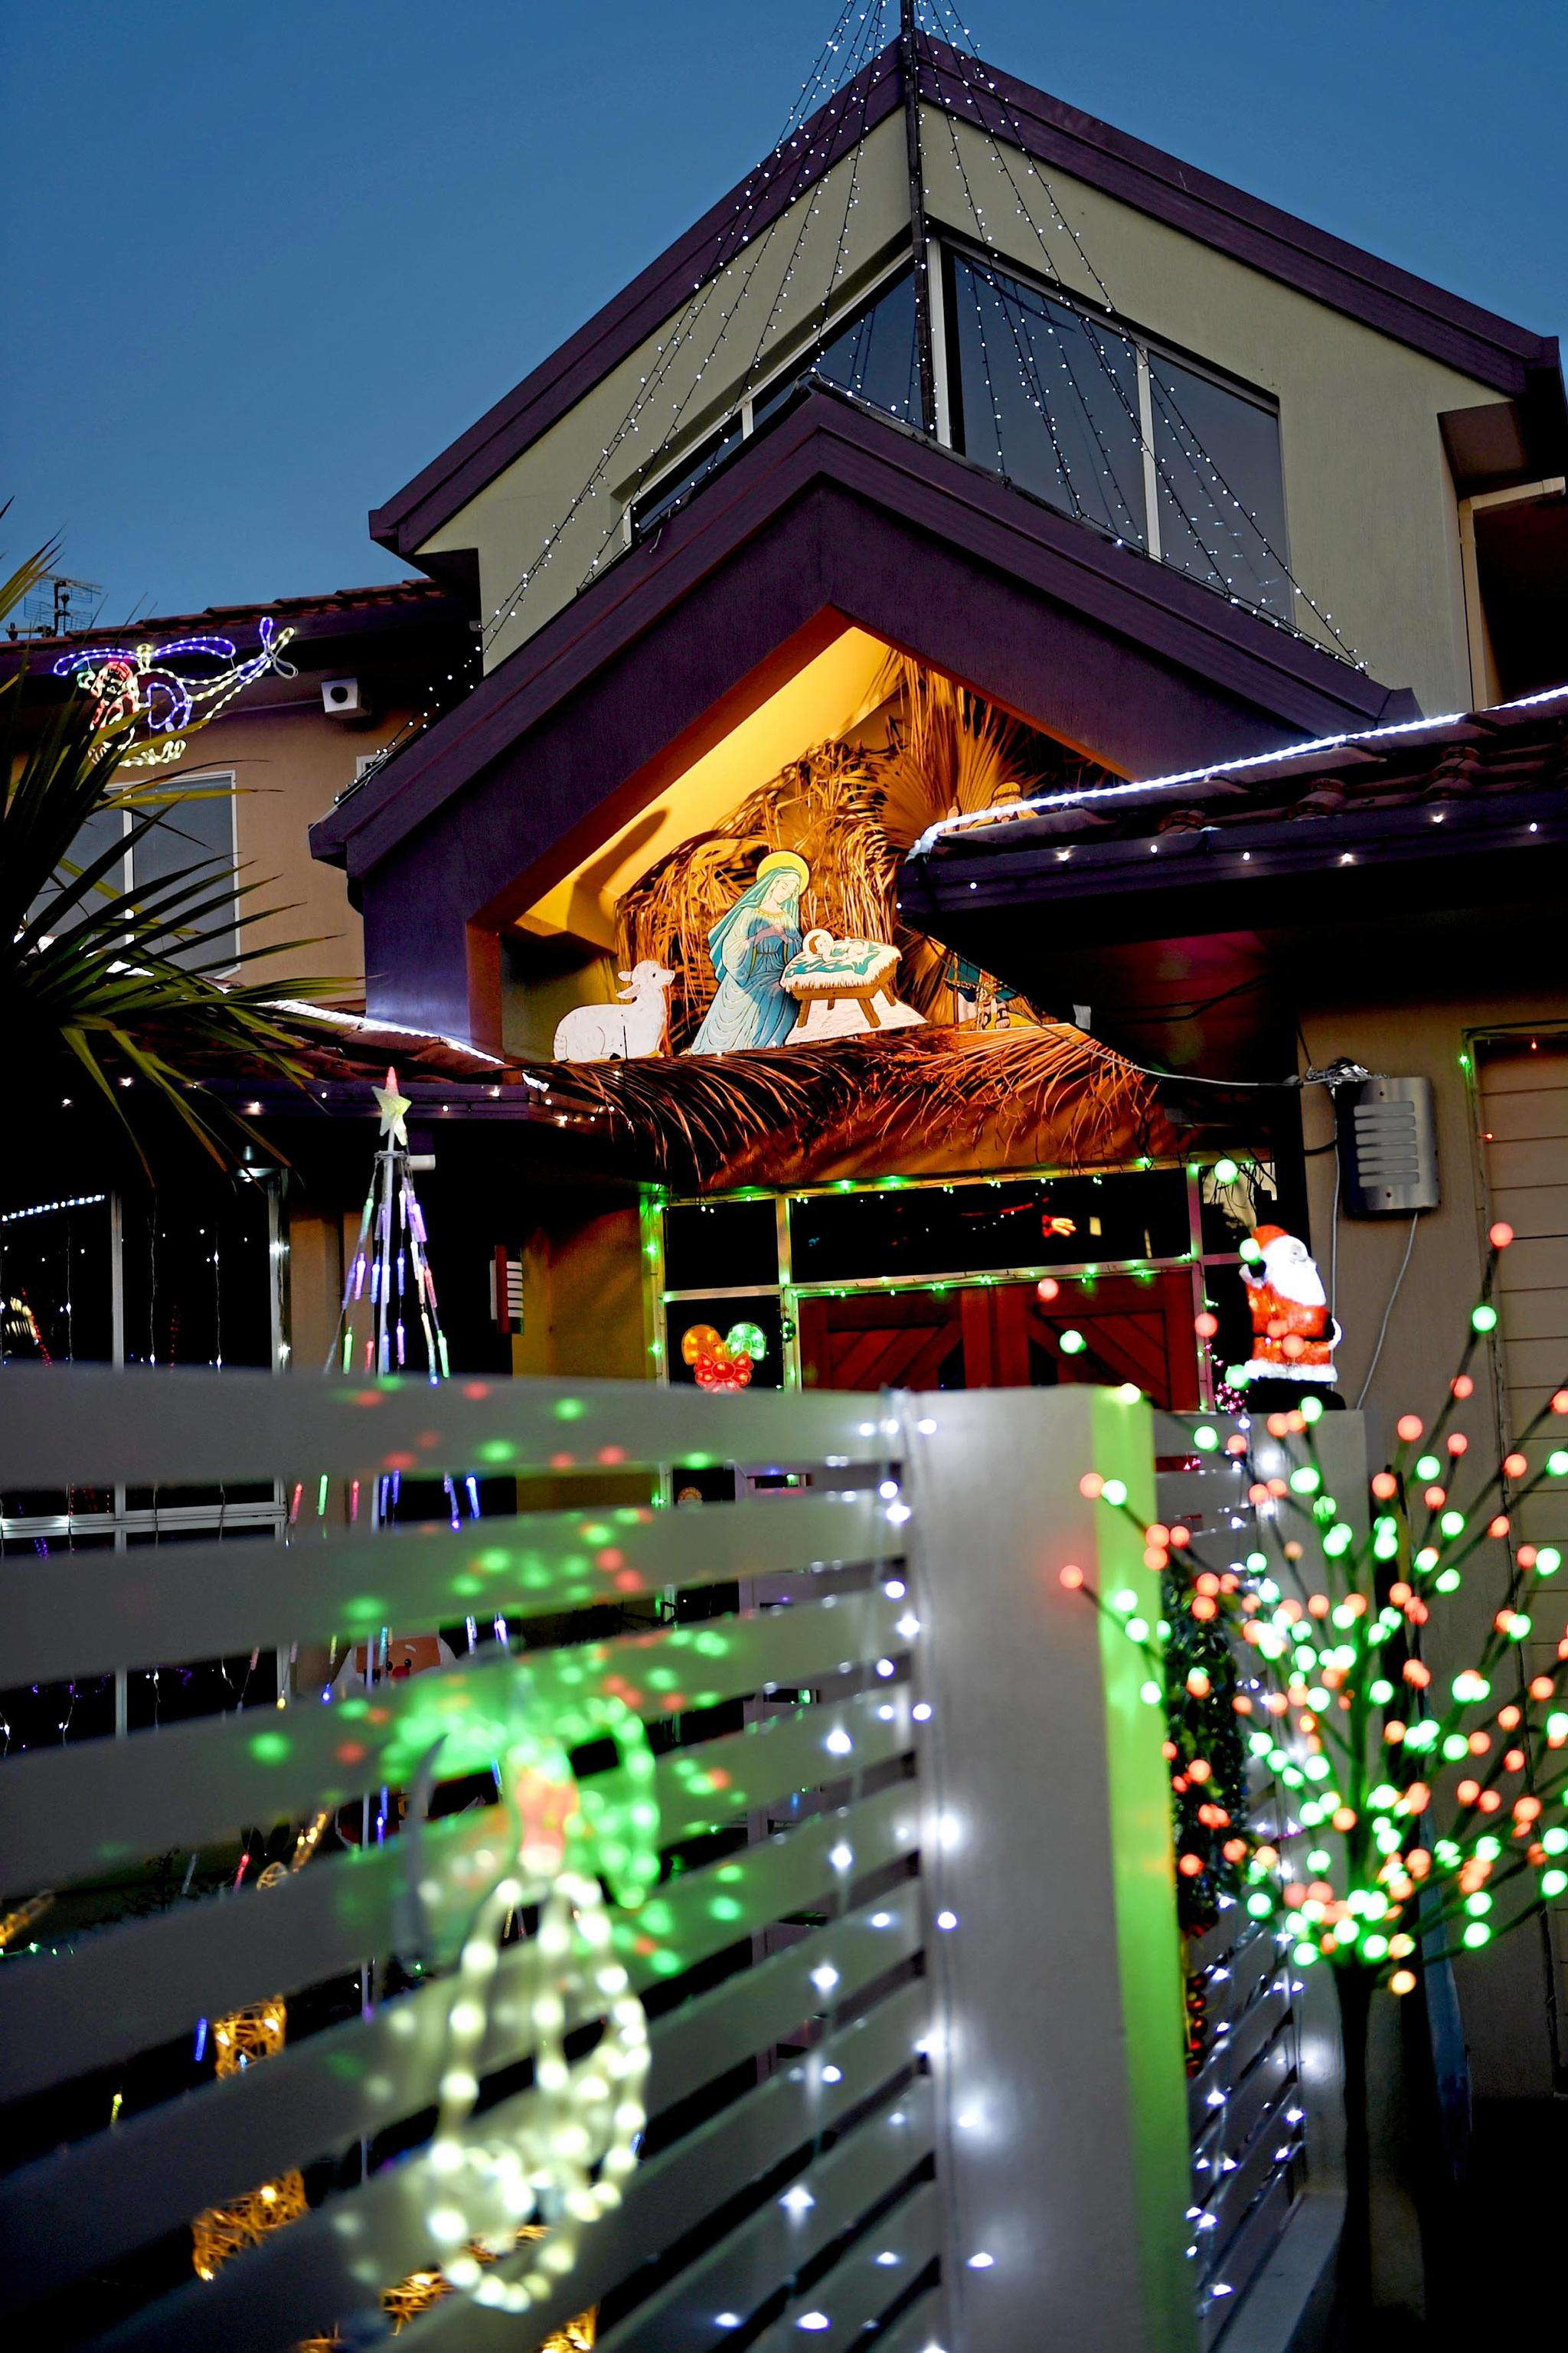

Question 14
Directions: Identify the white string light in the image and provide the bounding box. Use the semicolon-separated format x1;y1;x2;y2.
922;6;1365;663
0;1193;108;1225
911;680;1568;853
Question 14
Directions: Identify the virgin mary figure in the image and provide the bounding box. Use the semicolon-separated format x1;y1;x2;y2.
690;851;809;1053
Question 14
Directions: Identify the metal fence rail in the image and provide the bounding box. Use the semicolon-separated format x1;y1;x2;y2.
0;1369;1206;2353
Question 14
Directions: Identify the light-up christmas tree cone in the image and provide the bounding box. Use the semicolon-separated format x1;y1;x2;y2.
322;1068;480;1545
333;1068;448;1384
1073;1221;1568;2334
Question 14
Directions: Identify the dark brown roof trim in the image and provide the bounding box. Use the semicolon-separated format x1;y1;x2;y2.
369;46;902;563
323;388;1413;877
371;34;1562;567
900;696;1568;942
920;38;1557;400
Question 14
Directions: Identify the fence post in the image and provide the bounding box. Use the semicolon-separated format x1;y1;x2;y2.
902;1384;1197;2353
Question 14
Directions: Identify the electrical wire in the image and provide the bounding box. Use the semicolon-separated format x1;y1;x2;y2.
1354;1214;1419;1408
1109;1051;1370;1095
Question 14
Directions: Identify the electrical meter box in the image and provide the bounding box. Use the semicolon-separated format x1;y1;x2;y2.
1338;1075;1440;1216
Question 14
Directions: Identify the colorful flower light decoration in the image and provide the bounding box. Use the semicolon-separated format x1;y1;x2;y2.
1070;1222;1568;2298
681;1319;767;1391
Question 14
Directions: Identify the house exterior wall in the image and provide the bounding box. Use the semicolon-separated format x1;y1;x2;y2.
926;112;1498;720
418;104;1510;723
157;695;398;989
420;114;912;668
1297;932;1568;2101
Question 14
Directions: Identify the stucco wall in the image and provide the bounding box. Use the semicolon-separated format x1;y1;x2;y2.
423;104;1513;721
420;114;911;667
1297;921;1568;2099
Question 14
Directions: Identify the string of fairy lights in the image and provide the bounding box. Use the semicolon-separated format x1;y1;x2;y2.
919;2;1364;661
350;0;892;793
1067;1227;1568;2302
349;0;1368;807
910;678;1568;853
547;0;893;613
568;4;893;599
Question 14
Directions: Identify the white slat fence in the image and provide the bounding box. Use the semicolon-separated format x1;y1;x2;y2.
0;1370;1291;2352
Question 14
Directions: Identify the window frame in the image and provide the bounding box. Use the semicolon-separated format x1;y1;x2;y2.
626;250;920;545
937;227;1292;607
652;1157;1262;1409
127;766;240;976
620;223;1292;623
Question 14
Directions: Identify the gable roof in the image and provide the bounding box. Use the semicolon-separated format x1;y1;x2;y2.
321;388;1415;900
371;31;1563;568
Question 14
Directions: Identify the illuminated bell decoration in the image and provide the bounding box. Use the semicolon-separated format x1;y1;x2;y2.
408;1668;658;2323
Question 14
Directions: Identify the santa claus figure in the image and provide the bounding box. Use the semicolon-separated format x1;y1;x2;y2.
1240;1224;1341;1401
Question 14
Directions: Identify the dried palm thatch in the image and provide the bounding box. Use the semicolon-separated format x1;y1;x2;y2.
616;659;1104;1047
616;735;894;1046
540;1021;1167;1192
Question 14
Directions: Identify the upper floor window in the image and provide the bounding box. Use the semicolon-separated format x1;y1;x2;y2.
626;243;1290;626
952;255;1147;546
632;270;918;541
132;777;240;971
949;250;1291;619
760;267;920;430
39;774;239;973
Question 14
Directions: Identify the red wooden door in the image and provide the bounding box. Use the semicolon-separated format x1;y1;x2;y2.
798;1273;1197;1407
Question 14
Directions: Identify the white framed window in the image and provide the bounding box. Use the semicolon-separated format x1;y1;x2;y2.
128;769;240;972
946;241;1292;619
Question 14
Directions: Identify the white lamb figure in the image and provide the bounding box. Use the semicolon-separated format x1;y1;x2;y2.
553;961;675;1061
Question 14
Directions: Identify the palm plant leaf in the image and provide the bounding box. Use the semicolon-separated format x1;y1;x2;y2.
2;662;351;1176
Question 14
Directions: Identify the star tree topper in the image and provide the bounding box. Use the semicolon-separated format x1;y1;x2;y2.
374;1066;411;1146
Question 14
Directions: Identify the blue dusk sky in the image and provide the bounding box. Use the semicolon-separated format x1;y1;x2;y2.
3;0;1563;623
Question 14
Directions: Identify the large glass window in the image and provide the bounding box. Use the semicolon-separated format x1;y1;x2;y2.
633;272;919;541
34;773;239;970
952;254;1146;544
127;777;239;971
786;267;919;426
1150;355;1291;617
629;243;1290;622
950;251;1289;621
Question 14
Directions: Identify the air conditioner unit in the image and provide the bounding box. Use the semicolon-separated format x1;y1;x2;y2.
321;676;365;719
1338;1076;1440;1215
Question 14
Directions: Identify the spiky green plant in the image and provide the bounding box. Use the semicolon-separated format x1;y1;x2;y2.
2;553;347;1173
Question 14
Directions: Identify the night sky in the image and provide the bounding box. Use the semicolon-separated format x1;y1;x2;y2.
4;0;1562;623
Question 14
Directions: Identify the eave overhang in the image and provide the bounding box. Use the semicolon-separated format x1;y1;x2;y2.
318;390;1415;896
897;696;1568;966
